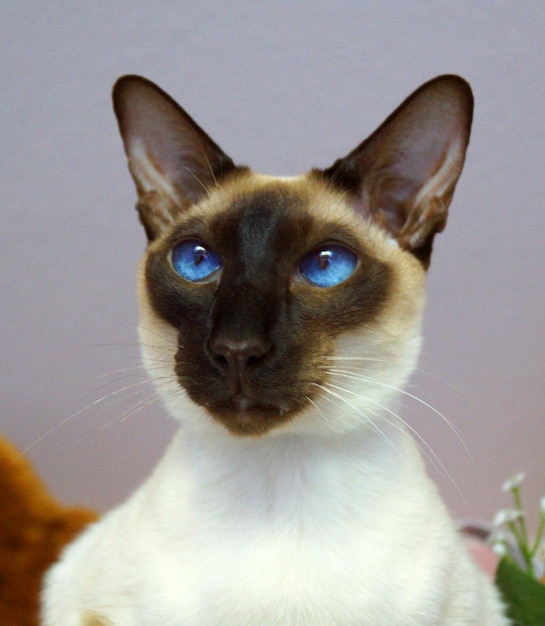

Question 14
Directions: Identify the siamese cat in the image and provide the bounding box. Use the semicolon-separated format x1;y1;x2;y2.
41;75;508;625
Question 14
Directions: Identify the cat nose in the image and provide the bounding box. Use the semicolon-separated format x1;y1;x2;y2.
208;337;271;382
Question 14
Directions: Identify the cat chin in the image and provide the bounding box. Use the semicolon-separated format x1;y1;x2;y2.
204;404;296;437
156;377;416;440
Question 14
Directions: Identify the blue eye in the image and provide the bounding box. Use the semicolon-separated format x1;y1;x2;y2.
299;244;358;287
171;240;222;282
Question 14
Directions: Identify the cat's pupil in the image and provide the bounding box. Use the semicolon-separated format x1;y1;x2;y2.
193;246;206;266
317;251;331;271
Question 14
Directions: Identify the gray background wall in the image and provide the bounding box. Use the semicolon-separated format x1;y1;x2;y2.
2;2;544;529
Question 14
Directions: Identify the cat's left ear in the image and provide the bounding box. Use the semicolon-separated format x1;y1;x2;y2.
113;75;239;240
320;75;473;267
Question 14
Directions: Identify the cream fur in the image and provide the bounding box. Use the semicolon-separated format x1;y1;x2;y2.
41;175;508;625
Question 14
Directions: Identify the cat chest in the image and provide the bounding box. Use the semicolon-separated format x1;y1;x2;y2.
117;495;442;626
137;521;403;625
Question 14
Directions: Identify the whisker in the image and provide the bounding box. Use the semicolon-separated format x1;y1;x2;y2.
412;366;468;398
313;383;407;461
15;376;166;459
95;364;148;379
99;390;160;430
323;380;464;499
324;356;387;364
327;368;470;455
306;396;322;416
136;321;178;342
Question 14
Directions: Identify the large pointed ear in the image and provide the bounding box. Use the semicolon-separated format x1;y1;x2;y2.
112;75;240;240
320;75;473;267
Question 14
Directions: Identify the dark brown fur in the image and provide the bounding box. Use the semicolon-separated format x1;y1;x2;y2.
145;183;391;435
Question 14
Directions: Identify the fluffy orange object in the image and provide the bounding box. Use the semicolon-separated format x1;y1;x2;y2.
0;438;97;626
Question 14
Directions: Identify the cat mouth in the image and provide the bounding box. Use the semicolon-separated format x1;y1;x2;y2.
204;395;294;436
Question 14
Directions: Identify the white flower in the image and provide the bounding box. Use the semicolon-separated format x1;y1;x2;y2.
493;508;524;528
501;472;525;492
492;542;508;557
490;530;508;544
540;496;545;515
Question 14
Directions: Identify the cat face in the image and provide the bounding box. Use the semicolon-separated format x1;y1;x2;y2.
113;75;473;436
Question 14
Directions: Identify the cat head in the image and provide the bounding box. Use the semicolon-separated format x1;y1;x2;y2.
112;75;473;438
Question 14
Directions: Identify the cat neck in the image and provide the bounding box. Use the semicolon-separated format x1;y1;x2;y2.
145;410;427;526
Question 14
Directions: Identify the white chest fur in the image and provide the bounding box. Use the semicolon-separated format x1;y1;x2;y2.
42;418;507;625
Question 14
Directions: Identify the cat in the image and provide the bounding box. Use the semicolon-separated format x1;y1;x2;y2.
41;74;509;625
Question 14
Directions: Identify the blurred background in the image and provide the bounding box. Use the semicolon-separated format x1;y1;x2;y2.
1;2;544;528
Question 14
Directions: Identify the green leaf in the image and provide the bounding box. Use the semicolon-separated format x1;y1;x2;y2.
495;557;545;625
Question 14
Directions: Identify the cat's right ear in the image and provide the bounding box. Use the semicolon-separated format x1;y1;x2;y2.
113;75;239;240
319;75;473;268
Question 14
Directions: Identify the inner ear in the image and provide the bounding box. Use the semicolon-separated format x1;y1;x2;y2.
113;75;242;240
319;75;474;267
